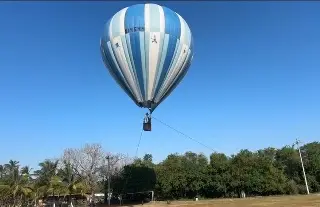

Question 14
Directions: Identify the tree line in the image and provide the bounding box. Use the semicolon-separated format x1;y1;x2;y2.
1;141;320;206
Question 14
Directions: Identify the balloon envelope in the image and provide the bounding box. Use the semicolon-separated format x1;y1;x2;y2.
100;3;194;112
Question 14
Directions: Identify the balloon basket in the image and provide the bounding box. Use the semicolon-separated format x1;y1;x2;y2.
143;122;151;131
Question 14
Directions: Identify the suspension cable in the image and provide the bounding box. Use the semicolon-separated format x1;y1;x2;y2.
152;116;215;152
121;128;144;195
135;129;143;158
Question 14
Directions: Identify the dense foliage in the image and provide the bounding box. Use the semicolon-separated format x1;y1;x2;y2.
1;142;320;206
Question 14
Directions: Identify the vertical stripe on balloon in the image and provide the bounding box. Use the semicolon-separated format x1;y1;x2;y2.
155;38;180;102
152;34;169;101
103;19;111;43
130;33;145;101
147;32;161;101
107;41;133;96
110;36;141;102
150;5;165;99
149;3;161;32
101;40;138;105
146;4;162;101
144;4;150;102
153;6;181;100
121;35;143;102
139;32;147;102
157;46;191;103
156;12;188;102
125;4;146;100
110;7;127;38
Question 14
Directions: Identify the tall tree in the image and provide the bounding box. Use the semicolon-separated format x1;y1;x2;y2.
206;152;231;198
300;142;320;192
62;143;105;196
34;159;59;197
0;162;33;206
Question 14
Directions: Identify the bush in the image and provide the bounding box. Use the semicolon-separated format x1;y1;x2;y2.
285;180;299;195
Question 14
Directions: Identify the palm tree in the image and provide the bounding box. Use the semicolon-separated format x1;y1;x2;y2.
20;166;41;206
58;161;87;205
0;163;33;206
4;160;19;182
34;159;59;192
47;175;67;196
34;159;67;205
4;160;19;171
21;166;32;176
35;160;59;179
58;161;76;194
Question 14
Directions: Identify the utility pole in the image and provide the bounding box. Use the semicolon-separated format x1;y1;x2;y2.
106;156;111;206
295;138;310;195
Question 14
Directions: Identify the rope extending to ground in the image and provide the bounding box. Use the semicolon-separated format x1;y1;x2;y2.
152;116;215;152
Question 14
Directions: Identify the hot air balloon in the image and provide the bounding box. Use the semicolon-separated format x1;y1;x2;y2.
100;3;194;131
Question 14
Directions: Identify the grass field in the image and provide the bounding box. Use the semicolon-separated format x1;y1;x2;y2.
98;194;320;207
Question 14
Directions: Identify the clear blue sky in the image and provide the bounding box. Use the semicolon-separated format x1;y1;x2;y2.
1;1;320;169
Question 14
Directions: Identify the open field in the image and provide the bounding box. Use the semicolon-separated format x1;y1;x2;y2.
98;194;320;207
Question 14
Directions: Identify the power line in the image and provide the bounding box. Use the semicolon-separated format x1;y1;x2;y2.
151;116;215;152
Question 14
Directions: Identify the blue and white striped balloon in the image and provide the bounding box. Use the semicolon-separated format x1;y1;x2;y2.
100;3;194;112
